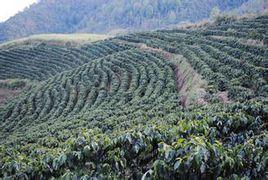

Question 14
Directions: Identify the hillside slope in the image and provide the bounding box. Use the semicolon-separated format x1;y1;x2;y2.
0;16;267;179
0;34;110;49
0;0;250;42
232;0;268;15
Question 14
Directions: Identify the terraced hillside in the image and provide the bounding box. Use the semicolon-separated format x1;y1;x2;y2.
0;16;267;179
0;40;130;81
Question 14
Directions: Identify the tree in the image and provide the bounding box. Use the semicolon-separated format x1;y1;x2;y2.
210;6;221;20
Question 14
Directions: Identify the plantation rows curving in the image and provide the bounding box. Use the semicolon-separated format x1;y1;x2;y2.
0;49;179;140
0;40;132;81
118;16;268;101
0;16;267;179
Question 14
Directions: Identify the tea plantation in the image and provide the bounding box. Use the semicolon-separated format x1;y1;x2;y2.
0;16;267;179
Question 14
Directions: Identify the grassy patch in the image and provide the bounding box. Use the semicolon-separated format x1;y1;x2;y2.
0;33;111;49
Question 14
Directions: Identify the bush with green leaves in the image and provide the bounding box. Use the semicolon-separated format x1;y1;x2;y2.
0;15;267;179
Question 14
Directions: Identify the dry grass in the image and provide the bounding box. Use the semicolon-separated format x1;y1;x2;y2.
171;55;208;107
137;43;209;107
175;20;212;30
0;33;111;49
0;88;22;106
239;39;265;47
211;36;266;47
28;33;110;42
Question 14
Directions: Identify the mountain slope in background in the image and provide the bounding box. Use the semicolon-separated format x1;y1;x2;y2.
232;0;268;15
0;0;252;42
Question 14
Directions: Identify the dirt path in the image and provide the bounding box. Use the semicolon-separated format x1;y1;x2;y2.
117;40;231;107
137;43;209;107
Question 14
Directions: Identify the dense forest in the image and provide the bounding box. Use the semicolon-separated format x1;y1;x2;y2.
0;0;256;42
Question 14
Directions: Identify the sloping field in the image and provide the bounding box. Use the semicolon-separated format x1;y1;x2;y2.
0;16;267;179
0;34;110;49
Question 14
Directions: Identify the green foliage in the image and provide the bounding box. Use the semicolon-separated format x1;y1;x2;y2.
214;15;237;25
119;15;267;100
0;15;267;179
0;101;267;179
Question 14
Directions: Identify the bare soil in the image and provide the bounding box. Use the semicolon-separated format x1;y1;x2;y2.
0;88;22;106
217;91;231;104
138;44;208;107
